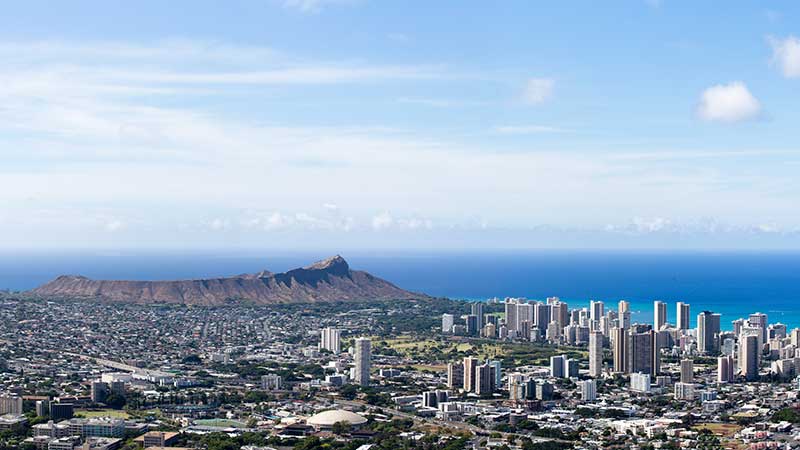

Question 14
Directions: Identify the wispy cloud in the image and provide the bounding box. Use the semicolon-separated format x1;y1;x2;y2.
395;97;485;108
1;38;800;248
522;78;555;105
768;35;800;78
492;125;572;135
281;0;358;13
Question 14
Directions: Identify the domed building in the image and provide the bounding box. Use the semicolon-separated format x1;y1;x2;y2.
306;409;367;431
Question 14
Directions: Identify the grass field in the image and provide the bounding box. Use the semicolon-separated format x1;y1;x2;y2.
695;423;742;437
378;334;586;368
76;409;130;419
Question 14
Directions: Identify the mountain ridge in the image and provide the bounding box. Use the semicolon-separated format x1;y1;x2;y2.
30;255;426;305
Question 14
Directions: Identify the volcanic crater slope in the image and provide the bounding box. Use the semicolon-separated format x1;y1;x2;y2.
31;255;425;305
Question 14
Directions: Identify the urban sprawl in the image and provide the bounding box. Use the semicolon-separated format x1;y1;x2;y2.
2;295;800;450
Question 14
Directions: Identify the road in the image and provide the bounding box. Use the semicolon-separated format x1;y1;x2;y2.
64;351;173;378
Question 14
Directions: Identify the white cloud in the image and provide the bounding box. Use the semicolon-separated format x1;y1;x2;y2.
522;78;554;105
209;218;232;231
371;212;394;230
492;125;571;135
398;217;433;230
768;35;800;78
2;39;800;248
104;219;125;232
697;82;761;123
282;0;357;13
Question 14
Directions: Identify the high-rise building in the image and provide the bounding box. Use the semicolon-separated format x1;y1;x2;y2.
320;327;342;354
674;382;695;400
654;301;667;330
652;329;671;376
732;318;745;337
550;355;565;378
0;395;23;415
463;357;479;392
565;358;579;378
630;372;651;393
471;302;484;331
551;301;569;329
680;359;694;383
533;302;551;334
739;334;759;381
447;362;464;390
768;323;787;340
740;326;763;366
590;300;605;324
508;373;525;401
676;302;690;330
717;355;735;383
618;300;631;329
579;379;596;401
748;312;768;343
536;382;554;401
50;403;74;421
441;314;455;333
505;300;519;333
612;327;627;373
697;311;721;354
490;360;502;388
589;331;604;377
422;391;444;408
517;303;533;332
627;329;654;375
791;328;800;347
353;337;371;386
261;374;282;390
90;381;109;404
35;400;50;417
466;315;479;336
475;363;495;395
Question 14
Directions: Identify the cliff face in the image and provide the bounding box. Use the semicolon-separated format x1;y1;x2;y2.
30;255;424;305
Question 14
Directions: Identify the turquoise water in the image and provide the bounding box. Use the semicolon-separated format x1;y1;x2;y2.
4;249;799;330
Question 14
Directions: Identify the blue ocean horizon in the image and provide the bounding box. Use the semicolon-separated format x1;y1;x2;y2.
3;249;799;331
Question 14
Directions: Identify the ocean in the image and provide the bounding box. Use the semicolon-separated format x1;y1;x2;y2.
3;249;800;331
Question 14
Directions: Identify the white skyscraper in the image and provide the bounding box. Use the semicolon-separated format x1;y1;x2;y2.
654;300;667;330
353;337;371;386
320;327;341;354
517;302;533;331
717;355;735;383
505;300;519;333
618;300;631;329
630;372;651;393
441;314;455;333
748;312;768;343
589;331;603;377
738;334;759;381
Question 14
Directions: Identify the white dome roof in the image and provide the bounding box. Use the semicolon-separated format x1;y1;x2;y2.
307;409;367;427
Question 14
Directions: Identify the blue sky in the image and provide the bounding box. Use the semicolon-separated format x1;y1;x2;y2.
2;0;800;250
